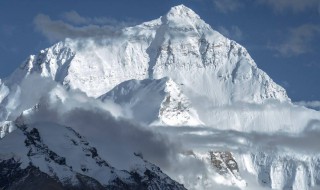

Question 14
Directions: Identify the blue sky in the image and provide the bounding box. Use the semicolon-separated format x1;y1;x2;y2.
0;0;319;103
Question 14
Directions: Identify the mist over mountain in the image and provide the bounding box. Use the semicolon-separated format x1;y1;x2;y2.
0;5;320;190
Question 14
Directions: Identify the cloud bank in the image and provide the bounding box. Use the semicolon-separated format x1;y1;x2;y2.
34;11;137;42
15;82;320;189
21;84;179;170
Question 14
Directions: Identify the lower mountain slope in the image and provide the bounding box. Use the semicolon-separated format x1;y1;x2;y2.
0;114;186;190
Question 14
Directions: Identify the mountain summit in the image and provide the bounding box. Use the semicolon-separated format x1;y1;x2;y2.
167;5;199;18
1;5;320;190
164;4;204;28
5;5;287;101
0;5;313;131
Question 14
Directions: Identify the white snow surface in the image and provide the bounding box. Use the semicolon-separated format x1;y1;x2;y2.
1;5;311;133
0;4;319;190
3;5;287;101
236;152;320;190
0;114;174;187
100;77;203;126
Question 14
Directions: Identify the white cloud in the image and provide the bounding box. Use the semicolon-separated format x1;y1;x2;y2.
269;24;320;56
61;10;135;26
21;84;180;170
295;101;320;110
5;73;320;189
62;11;89;25
34;11;137;42
157;119;320;156
217;25;243;41
8;82;320;189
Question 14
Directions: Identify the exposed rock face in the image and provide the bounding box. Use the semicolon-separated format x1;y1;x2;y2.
100;77;203;126
210;151;239;177
0;4;320;190
1;158;186;190
0;5;290;129
209;151;246;187
0;120;186;190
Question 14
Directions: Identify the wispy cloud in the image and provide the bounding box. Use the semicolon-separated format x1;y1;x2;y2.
295;101;320;110
269;24;320;56
217;25;243;41
257;0;320;13
22;83;180;169
34;11;137;42
9;76;320;189
212;0;244;13
61;11;136;26
157;119;320;155
62;11;89;25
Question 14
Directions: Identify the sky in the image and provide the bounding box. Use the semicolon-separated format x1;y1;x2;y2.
0;0;319;103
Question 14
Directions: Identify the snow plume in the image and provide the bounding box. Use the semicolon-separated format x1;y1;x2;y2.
34;12;136;42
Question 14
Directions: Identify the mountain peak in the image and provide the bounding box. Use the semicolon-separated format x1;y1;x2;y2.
166;4;200;20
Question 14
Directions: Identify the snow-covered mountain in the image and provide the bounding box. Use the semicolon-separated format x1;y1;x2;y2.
0;4;320;190
237;152;320;190
99;77;203;126
0;112;185;190
16;5;287;104
3;5;288;102
2;5;313;132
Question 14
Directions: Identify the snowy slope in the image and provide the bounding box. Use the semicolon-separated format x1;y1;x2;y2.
0;5;298;133
100;77;203;126
0;5;297;132
0;4;319;190
178;149;320;190
0;113;186;190
238;152;320;190
3;5;287;103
